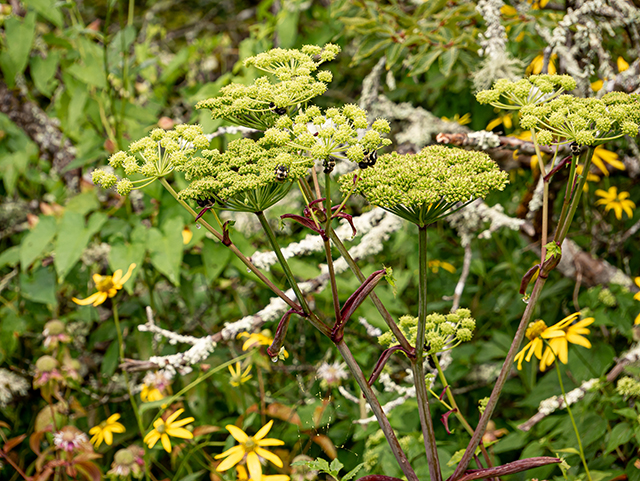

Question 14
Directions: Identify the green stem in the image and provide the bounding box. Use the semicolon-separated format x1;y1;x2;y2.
113;303;151;481
556;148;594;242
326;228;413;353
255;211;331;337
159;178;299;311
413;226;442;481
335;340;419;481
323;173;342;323
552;348;592;481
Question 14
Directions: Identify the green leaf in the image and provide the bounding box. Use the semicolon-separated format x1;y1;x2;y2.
109;229;147;294
66;41;106;88
385;43;405;69
438;47;458;78
342;463;364;481
410;48;442;76
100;340;120;377
20;266;57;305
65;191;100;216
614;408;639;420
0;246;20;269
23;0;64;26
30;51;60;96
20;216;57;270
0;12;36;86
555;447;580;454
54;211;108;282
605;422;633;454
148;217;184;286
201;239;231;283
329;458;344;476
0;151;29;195
277;8;299;49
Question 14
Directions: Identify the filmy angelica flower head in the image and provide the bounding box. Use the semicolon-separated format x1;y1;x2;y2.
93;125;210;195
196;44;340;130
262;104;392;173
475;74;577;109
176;138;314;212
340;145;508;227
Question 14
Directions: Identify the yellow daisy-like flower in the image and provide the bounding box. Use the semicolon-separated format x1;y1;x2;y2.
526;53;557;75
238;332;273;351
539;315;594;371
141;384;164;402
72;264;136;306
486;111;513;131
595;186;636;220
428;260;456;274
236;464;290;481
441;113;471;126
215;420;285;481
229;362;253;387
143;408;194;453
590;145;625;176
513;314;575;370
89;413;126;447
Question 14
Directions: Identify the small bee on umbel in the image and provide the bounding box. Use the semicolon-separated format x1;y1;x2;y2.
196;197;216;209
570;142;580;156
275;165;289;181
359;149;377;169
323;157;336;174
268;102;287;116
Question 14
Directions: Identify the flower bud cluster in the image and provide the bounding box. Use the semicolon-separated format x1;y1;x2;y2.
175;138;314;212
616;376;640;399
378;308;476;354
477;75;640;146
92;125;210;195
196;44;340;130
261;104;391;172
340;145;508;226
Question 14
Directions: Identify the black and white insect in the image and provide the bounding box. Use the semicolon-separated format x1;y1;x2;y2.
323;157;336;174
359;149;378;169
274;164;289;181
570;142;580;156
196;197;216;209
268;102;287;116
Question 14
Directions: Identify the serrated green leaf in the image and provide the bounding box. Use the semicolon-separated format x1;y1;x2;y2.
342;463;364;481
20;216;57;270
148;217;184;286
439;47;458;77
410;48;442;76
330;458;344;475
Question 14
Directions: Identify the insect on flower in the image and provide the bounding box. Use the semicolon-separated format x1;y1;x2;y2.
274;165;289;182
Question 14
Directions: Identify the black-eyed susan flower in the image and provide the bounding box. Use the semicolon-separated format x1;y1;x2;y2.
595;186;636;220
143;408;194;453
228;362;253;387
89;413;126;447
514;317;568;370
590;145;625;176
441;113;471;126
72;264;136;306
140;372;172;402
215;420;285;481
539;315;594;371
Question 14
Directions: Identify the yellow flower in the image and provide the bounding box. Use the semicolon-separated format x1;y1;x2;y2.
501;5;518;16
539;315;594;371
238;332;273;351
526;53;557;75
182;226;193;245
634;277;640;302
229;362;253;387
595;186;636;220
141;384;164;402
575;165;600;192
73;264;136;306
618;56;630;72
486;111;513;131
428;260;456;274
635;312;640;325
236;464;290;481
441;113;471;126
89;413;126;447
590;145;625;176
143;408;194;453
514;317;568;370
215;420;285;481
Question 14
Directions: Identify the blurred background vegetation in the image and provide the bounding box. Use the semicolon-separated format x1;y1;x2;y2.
1;1;640;480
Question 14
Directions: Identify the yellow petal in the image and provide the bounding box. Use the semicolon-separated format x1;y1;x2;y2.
247;452;263;481
618;56;629;72
486;117;503;131
72;292;103;306
165;408;185;425
104;429;113;445
225;424;249;443
256;447;284;467
109;423;126;433
256;438;285;447
635;312;640;325
161;433;172;453
165;427;194;439
182;227;193;245
216;446;245;470
116;263;137;287
89;426;101;435
168;417;194;429
566;333;591;348
106;413;121;423
90;433;103;447
254;420;274;441
144;431;161;448
591;80;603;92
110;269;124;284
